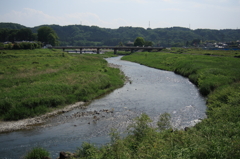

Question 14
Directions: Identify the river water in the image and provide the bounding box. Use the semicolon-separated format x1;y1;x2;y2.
0;56;206;159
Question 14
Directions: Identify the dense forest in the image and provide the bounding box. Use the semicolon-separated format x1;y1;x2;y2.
0;22;240;47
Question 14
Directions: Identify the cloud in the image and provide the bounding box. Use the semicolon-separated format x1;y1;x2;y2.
0;8;131;28
0;8;66;27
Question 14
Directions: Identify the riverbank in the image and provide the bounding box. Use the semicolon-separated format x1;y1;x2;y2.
0;101;85;133
0;49;124;130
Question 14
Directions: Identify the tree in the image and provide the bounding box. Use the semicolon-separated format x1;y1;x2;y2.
144;41;153;47
118;41;124;46
134;37;145;47
37;26;59;46
191;39;201;46
17;28;33;41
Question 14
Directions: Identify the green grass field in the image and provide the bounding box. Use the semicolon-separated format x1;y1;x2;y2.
163;47;240;57
0;49;124;120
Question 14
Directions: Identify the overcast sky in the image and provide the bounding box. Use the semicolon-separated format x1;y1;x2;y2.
1;0;240;30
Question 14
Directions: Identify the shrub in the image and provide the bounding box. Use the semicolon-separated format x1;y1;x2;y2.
0;42;4;48
75;142;100;158
0;100;13;114
4;106;32;120
157;112;171;131
4;43;13;49
127;113;152;141
13;43;22;49
24;147;50;159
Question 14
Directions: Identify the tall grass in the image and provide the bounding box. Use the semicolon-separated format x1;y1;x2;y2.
0;49;124;120
24;147;50;159
164;47;240;57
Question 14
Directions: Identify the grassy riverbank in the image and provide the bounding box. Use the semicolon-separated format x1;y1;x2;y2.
163;47;240;57
0;49;124;121
61;50;240;159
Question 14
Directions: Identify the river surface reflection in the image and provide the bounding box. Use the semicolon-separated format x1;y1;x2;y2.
0;56;206;159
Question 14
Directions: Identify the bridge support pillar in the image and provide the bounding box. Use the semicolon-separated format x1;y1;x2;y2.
97;48;100;54
148;49;152;52
131;49;134;53
63;48;65;52
80;48;83;54
114;48;117;54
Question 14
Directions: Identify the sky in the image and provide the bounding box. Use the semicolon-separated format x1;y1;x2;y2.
1;0;240;30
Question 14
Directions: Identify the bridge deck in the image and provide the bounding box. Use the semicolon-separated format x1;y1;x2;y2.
51;46;164;54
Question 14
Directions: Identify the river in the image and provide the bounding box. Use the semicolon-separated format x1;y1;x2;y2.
0;56;206;159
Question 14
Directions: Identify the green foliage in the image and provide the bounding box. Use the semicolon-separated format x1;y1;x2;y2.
134;37;145;46
128;113;153;141
157;113;171;131
75;142;100;159
37;26;59;46
0;42;4;48
1;23;240;47
12;42;41;50
24;147;50;159
0;22;26;29
0;49;124;120
4;43;13;49
0;27;36;42
144;41;153;46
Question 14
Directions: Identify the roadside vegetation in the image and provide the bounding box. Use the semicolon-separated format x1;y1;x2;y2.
0;49;124;121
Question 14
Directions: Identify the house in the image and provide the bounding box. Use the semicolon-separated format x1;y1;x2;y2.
125;41;134;46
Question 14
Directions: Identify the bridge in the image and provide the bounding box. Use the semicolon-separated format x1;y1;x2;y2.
51;46;164;54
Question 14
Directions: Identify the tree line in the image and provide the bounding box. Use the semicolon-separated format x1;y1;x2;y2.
0;22;240;47
0;23;59;49
43;25;240;47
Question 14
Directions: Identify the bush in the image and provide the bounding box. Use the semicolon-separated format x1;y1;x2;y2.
4;43;13;49
12;42;41;50
0;42;4;48
4;106;32;120
128;113;152;141
157;112;171;131
13;43;22;49
75;142;100;158
0;100;13;114
24;147;50;159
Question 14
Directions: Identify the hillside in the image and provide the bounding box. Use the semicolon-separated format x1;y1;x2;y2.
0;22;26;30
0;23;240;47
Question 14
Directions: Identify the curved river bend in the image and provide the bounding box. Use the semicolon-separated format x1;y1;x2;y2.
0;56;206;159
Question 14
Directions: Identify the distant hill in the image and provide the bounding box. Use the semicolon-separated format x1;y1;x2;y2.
0;22;239;47
0;22;26;30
